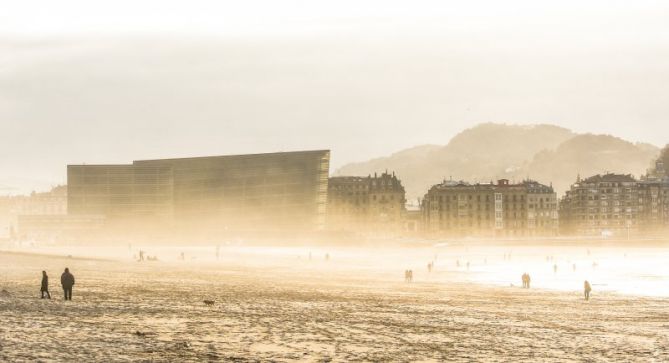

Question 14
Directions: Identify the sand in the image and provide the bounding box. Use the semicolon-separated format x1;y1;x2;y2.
1;249;668;362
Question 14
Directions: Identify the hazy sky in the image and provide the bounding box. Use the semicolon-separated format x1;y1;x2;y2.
1;1;669;193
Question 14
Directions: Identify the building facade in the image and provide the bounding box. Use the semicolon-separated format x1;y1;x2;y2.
0;185;68;239
67;150;330;236
422;179;558;238
559;173;639;237
327;172;406;234
560;173;669;237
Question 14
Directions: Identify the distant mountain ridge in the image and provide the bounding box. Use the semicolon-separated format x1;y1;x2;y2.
335;123;661;199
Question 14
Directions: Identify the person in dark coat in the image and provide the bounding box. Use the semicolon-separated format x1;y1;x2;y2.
584;280;592;300
40;271;51;299
61;268;75;301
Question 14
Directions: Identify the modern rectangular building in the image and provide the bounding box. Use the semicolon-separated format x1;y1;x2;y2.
67;150;330;236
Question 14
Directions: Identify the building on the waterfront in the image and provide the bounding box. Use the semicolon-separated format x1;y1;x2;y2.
422;179;558;238
560;172;669;237
637;179;669;234
326;171;406;234
0;185;68;239
559;173;640;237
67;150;331;236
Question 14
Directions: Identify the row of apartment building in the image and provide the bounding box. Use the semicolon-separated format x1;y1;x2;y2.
3;149;669;240
328;158;669;239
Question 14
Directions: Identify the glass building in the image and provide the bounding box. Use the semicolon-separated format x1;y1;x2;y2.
67;150;330;235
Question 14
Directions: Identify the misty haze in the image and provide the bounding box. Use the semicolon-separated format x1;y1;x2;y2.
2;1;669;362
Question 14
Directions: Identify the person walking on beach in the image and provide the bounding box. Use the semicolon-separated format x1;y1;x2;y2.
40;271;51;299
61;268;75;301
405;270;413;283
584;280;592;300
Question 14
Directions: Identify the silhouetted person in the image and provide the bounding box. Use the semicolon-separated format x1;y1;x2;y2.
139;250;145;262
466;261;470;270
40;271;51;299
408;270;413;282
526;273;531;288
584;280;592;300
404;270;409;282
61;268;75;301
553;264;558;274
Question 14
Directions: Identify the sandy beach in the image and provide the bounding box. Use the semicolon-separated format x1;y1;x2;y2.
1;248;668;362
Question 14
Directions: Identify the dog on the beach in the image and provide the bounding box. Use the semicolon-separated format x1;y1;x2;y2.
203;300;215;306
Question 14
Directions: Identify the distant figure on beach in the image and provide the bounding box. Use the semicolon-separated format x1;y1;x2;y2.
466;261;470;270
139;250;145;262
427;262;433;273
408;270;413;282
40;271;51;299
573;263;576;272
456;259;460;267
404;270;410;282
521;273;531;288
61;268;75;301
325;253;330;261
553;264;558;274
584;280;592;300
180;252;185;261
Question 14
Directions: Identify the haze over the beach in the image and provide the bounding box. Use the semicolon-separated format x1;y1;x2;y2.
2;0;669;193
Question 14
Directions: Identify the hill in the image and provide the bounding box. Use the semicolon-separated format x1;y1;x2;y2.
335;123;659;199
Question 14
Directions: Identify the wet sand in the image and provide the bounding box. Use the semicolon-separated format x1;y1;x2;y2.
1;251;668;362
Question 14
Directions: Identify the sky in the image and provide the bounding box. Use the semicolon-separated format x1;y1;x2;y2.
1;0;669;193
